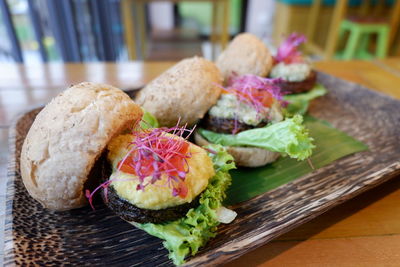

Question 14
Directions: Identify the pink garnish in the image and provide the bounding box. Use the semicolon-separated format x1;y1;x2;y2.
227;74;283;101
85;180;113;210
276;33;306;64
86;122;195;210
222;74;283;134
117;126;193;198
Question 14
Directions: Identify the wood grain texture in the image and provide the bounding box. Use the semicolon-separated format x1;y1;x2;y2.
226;177;400;267
227;234;400;267
315;60;400;98
4;72;400;266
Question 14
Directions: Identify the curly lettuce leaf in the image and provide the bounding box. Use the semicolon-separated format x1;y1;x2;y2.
284;84;327;115
135;145;235;265
198;115;314;160
139;108;159;129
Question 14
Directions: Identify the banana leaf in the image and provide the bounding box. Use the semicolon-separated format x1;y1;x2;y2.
224;116;368;205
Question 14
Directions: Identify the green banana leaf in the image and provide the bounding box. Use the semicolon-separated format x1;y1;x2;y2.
224;116;368;205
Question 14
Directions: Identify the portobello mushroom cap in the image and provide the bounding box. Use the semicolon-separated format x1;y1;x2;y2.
104;185;201;224
279;70;317;94
201;113;269;134
98;152;203;224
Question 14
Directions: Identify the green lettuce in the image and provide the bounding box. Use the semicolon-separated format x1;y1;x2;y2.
135;145;235;265
139;108;159;129
284;84;327;115
198;115;314;160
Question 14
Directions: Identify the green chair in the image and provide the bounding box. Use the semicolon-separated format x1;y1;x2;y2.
336;18;389;60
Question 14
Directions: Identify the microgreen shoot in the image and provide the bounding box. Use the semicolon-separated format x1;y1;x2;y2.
118;123;195;197
222;74;283;134
276;33;306;64
85;120;196;210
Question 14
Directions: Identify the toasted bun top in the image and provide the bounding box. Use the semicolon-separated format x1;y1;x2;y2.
135;56;223;127
20;82;143;211
216;33;273;80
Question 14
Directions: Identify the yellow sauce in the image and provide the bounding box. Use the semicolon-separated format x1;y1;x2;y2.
107;134;215;210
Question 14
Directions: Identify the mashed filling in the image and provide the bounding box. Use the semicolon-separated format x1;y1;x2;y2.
209;93;283;126
270;62;311;82
107;134;215;210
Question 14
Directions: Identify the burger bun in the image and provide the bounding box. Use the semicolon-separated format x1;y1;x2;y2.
135;56;223;127
20;82;143;211
216;33;273;81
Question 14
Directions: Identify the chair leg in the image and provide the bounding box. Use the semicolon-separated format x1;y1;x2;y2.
324;0;348;59
376;27;389;59
221;0;229;50
137;1;147;60
343;28;361;60
337;22;347;44
121;0;137;60
357;33;371;59
211;1;218;60
334;22;347;59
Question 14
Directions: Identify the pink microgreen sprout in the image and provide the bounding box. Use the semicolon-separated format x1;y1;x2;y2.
222;74;283;134
85;120;195;210
276;33;306;64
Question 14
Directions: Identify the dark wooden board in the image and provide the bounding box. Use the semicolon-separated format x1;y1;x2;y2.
4;72;400;266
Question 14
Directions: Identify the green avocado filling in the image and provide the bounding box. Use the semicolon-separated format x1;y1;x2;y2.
208;93;283;126
135;145;235;265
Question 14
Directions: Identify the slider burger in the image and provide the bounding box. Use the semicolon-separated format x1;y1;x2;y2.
127;56;236;264
195;75;315;167
216;32;326;116
20;79;236;264
269;33;316;94
96;124;236;265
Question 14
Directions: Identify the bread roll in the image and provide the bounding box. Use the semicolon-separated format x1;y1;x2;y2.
194;131;280;167
216;33;273;81
20;82;143;211
135;56;223;127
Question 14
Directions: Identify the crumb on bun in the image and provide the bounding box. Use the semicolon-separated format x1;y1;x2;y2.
20;82;143;211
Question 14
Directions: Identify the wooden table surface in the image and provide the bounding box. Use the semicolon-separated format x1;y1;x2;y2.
0;59;399;266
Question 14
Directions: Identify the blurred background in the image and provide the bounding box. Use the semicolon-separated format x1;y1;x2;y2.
0;0;398;63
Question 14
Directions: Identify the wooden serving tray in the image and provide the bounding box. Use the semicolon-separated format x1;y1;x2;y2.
4;72;400;266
